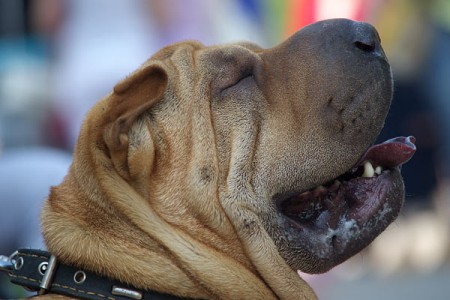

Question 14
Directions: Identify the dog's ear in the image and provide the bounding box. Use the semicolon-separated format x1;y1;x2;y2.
103;64;168;180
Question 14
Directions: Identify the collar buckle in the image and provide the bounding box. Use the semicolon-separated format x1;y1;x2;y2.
0;251;21;274
0;254;15;274
38;254;58;295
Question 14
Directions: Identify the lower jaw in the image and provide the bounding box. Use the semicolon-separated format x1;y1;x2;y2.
276;169;405;273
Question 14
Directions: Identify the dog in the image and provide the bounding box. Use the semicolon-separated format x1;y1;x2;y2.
30;19;415;299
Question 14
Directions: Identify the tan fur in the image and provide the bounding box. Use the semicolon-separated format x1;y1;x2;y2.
39;19;396;299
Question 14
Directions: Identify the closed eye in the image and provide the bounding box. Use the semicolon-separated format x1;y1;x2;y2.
219;73;256;98
223;72;254;91
233;73;254;86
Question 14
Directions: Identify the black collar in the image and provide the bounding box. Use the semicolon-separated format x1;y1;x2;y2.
2;249;194;300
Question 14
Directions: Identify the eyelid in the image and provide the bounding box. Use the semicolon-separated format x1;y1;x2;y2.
224;71;254;90
234;73;254;86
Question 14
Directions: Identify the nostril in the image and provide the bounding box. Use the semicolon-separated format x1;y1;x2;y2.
352;22;383;56
354;40;376;53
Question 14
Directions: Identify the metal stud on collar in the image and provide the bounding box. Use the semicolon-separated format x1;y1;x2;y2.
38;261;48;275
14;257;24;270
73;270;87;285
112;286;143;300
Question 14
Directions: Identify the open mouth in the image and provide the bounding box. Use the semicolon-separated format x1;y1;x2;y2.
277;136;416;236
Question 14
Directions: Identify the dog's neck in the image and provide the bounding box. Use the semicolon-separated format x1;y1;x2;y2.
41;168;284;299
41;169;209;298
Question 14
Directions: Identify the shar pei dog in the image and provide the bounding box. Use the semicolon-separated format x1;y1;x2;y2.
12;19;416;299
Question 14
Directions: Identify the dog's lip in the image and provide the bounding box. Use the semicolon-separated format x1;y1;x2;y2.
276;169;399;229
276;136;416;210
279;168;406;268
276;136;416;255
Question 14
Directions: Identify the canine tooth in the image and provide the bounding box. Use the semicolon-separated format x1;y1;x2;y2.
375;166;383;175
298;191;311;200
330;180;341;192
312;185;326;197
315;185;326;192
362;161;375;178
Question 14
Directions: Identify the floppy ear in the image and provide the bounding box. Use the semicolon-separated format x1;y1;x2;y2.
103;64;168;180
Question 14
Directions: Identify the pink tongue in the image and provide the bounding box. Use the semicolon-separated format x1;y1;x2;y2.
358;136;416;168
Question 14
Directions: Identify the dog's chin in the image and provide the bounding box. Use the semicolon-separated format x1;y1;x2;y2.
269;137;416;273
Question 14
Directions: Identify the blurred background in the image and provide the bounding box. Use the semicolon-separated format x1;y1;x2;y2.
0;0;449;298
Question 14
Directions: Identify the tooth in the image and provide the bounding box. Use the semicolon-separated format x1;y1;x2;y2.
298;191;311;200
315;185;326;192
375;166;383;175
330;180;341;192
313;185;326;197
362;161;375;178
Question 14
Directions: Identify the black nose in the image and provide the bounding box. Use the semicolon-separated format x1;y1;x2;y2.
352;22;384;57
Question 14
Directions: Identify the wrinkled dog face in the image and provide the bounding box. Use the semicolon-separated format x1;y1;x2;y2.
202;19;404;273
103;19;412;277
